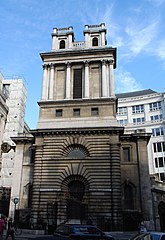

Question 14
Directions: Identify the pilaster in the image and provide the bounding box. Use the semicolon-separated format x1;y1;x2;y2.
49;63;55;100
31;145;43;224
110;142;122;229
109;60;115;97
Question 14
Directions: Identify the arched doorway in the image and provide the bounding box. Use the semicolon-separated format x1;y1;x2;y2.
67;180;86;222
122;180;140;230
61;144;90;222
158;201;165;231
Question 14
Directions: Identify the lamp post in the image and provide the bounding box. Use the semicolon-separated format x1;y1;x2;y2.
13;197;19;223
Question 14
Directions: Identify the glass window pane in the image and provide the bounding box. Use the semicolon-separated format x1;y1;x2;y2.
73;109;80;116
56;109;63;117
157;143;162;152
163;142;165;151
155;158;158;168
153;143;157;152
159;157;163;167
91;107;99;116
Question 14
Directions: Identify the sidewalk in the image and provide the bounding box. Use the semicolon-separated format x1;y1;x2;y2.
3;229;45;240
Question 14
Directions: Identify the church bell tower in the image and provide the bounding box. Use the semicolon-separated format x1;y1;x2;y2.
38;23;117;129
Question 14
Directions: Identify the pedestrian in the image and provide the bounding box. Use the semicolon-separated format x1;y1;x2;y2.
139;221;147;233
0;215;5;240
5;218;15;240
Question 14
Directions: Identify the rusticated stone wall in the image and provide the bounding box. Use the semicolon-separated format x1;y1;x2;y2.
31;129;122;230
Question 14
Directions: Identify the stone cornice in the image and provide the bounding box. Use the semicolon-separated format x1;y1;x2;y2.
120;133;151;142
40;47;117;68
11;134;34;143
30;126;124;137
38;97;117;106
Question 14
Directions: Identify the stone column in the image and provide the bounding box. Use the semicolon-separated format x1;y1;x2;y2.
65;62;71;99
110;143;122;230
106;62;110;97
41;64;48;100
102;60;108;97
84;61;89;98
109;60;115;97
49;63;55;100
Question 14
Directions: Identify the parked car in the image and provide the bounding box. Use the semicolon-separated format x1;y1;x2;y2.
28;224;114;240
53;224;114;239
131;232;165;240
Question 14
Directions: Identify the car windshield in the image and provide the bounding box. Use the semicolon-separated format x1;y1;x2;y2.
72;226;102;235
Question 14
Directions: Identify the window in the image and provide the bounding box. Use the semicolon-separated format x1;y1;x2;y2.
133;117;145;124
153;142;165;152
56;109;63;117
92;37;98;46
149;101;161;111
150;114;162;122
117;119;128;126
132;105;144;114
160;173;165;181
59;40;65;49
152;127;164;136
65;144;89;158
73;108;80;116
0;187;11;201
123;147;131;162
30;147;35;164
155;157;165;168
117;107;127;115
68;149;86;158
73;69;82;99
91;107;99;116
2;84;10;99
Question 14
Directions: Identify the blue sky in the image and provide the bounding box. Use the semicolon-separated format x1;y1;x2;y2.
0;0;165;129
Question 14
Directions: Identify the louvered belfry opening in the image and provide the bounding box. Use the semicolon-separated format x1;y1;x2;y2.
73;69;82;99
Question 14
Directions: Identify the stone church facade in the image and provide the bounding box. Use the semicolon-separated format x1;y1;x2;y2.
12;23;154;231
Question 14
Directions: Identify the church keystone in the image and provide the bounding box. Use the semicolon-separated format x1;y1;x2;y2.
12;23;154;231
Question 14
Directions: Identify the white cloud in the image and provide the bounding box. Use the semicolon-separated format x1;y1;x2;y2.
154;40;165;59
147;0;165;6
125;19;159;56
115;67;143;93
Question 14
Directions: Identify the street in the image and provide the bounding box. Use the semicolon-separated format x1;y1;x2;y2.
7;230;138;240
